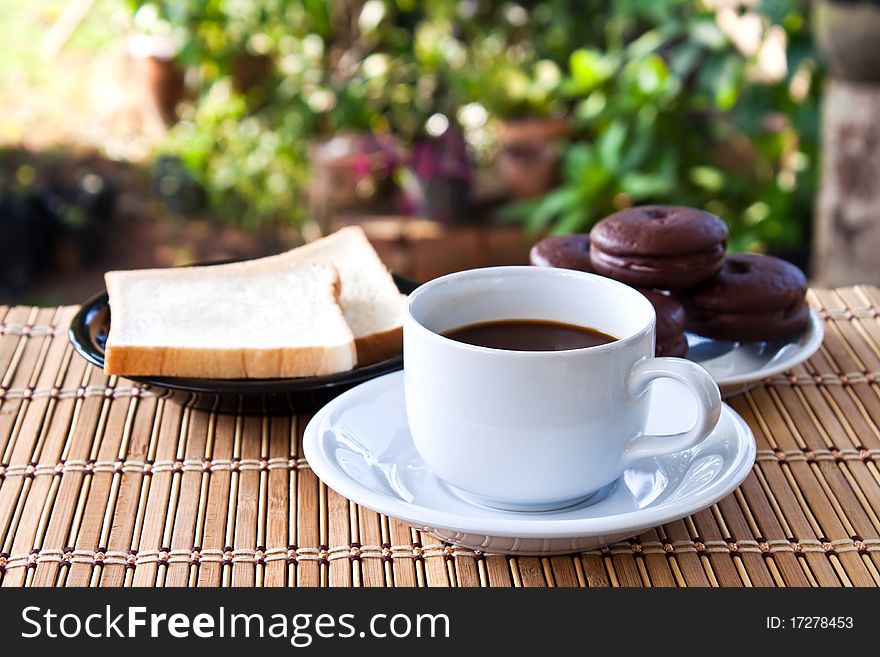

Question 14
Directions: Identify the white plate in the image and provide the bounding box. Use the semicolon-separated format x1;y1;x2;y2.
687;309;824;397
304;371;756;555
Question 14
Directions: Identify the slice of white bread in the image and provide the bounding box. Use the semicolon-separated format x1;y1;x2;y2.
232;226;405;365
104;263;356;378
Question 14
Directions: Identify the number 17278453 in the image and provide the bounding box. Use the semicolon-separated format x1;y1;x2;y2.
766;617;854;630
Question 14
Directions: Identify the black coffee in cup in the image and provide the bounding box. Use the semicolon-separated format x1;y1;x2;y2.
443;319;616;352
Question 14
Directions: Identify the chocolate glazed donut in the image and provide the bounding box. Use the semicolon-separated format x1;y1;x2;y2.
683;253;810;342
590;206;728;289
637;288;688;357
530;234;593;272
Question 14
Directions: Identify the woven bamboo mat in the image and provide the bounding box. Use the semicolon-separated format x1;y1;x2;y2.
1;286;880;587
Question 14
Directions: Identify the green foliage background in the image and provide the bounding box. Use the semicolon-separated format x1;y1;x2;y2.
134;0;822;252
501;0;820;253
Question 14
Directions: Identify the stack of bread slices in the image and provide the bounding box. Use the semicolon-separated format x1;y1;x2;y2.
103;226;406;379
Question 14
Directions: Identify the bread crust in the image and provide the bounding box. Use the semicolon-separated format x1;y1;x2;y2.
104;342;357;378
354;325;403;366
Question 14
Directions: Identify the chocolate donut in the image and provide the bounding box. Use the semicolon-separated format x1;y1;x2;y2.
530;234;593;272
638;288;688;357
590;205;728;289
656;333;689;358
683;253;809;342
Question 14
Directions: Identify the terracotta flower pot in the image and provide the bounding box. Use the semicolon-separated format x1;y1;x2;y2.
499;116;572;199
127;34;185;126
815;0;880;82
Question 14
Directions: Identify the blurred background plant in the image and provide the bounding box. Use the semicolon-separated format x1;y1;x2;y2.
497;0;820;259
126;0;821;256
133;0;474;227
0;0;827;303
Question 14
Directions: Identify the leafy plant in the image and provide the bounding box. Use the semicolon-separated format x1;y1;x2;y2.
164;87;312;227
453;1;619;118
132;0;822;249
500;0;821;254
133;1;475;226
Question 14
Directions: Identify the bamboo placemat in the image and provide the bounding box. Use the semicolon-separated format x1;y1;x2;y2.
1;286;880;587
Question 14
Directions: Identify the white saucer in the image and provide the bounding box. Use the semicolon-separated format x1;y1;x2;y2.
304;371;756;555
688;309;824;397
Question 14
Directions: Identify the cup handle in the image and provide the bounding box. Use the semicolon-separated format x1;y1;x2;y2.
621;357;722;467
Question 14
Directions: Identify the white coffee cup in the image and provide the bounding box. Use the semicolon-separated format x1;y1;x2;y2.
403;266;722;512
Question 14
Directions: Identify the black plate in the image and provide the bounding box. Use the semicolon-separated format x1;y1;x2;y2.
69;272;420;414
